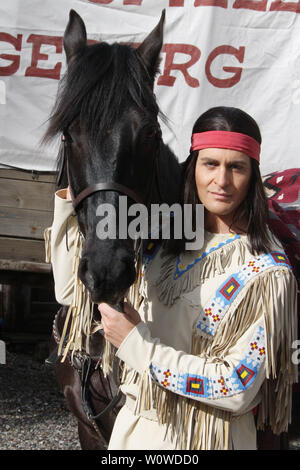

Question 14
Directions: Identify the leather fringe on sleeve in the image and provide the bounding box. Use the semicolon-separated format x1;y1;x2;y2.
44;226;52;264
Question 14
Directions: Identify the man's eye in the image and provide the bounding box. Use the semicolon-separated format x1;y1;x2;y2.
230;164;242;170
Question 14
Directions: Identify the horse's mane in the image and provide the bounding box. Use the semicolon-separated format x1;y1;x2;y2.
44;41;160;153
43;39;182;213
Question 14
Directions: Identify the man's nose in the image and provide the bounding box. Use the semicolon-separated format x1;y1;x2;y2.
215;167;230;188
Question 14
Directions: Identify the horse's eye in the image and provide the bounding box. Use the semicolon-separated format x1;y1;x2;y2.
147;130;157;139
144;127;160;141
63;129;72;142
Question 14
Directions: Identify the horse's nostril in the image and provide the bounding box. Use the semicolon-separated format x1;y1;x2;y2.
85;271;96;290
78;258;95;289
78;258;87;278
79;258;106;291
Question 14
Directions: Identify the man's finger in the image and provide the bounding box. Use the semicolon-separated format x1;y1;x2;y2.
98;302;124;318
98;302;113;315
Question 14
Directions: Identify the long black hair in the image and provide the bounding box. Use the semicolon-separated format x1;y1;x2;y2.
166;106;274;256
43;42;159;149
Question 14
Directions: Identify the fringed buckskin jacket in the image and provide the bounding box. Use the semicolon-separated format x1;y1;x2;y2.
45;190;298;450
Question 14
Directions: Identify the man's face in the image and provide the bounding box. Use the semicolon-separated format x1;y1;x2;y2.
195;148;252;231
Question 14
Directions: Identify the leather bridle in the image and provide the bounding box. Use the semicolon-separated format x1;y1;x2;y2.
61;133;160;213
72;181;144;209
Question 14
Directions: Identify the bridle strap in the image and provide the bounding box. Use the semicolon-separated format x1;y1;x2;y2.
81;354;123;422
63;132;162;212
62;135;145;209
72;182;144;209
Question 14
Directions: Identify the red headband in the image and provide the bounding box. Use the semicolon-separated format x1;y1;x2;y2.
191;131;260;163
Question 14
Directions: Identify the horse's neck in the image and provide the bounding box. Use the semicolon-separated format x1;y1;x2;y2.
154;142;182;205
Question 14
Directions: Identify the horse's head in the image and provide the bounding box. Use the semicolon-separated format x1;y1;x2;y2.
46;10;169;304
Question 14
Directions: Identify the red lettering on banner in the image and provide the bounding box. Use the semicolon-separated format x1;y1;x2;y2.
0;31;245;89
205;45;245;88
0;33;22;76
194;0;227;7
270;0;300;12
158;44;200;88
169;0;185;5
233;0;267;11
25;35;62;80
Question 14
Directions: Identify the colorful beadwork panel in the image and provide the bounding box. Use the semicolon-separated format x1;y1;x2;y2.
150;325;265;400
196;252;291;338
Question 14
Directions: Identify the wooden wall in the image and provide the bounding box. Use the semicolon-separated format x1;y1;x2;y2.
0;169;56;267
0;169;58;337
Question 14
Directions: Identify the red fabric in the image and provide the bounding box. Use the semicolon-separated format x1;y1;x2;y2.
263;168;300;319
191;131;261;163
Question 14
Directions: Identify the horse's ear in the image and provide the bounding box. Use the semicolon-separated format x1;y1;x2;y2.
137;9;165;80
63;9;87;65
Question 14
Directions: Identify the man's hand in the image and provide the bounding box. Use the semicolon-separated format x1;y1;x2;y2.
98;301;141;349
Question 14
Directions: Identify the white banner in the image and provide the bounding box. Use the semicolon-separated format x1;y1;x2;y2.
1;0;300;175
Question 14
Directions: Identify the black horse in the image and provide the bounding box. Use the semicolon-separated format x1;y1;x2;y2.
44;10;182;449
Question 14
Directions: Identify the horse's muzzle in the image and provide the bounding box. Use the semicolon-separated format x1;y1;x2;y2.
78;244;136;304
